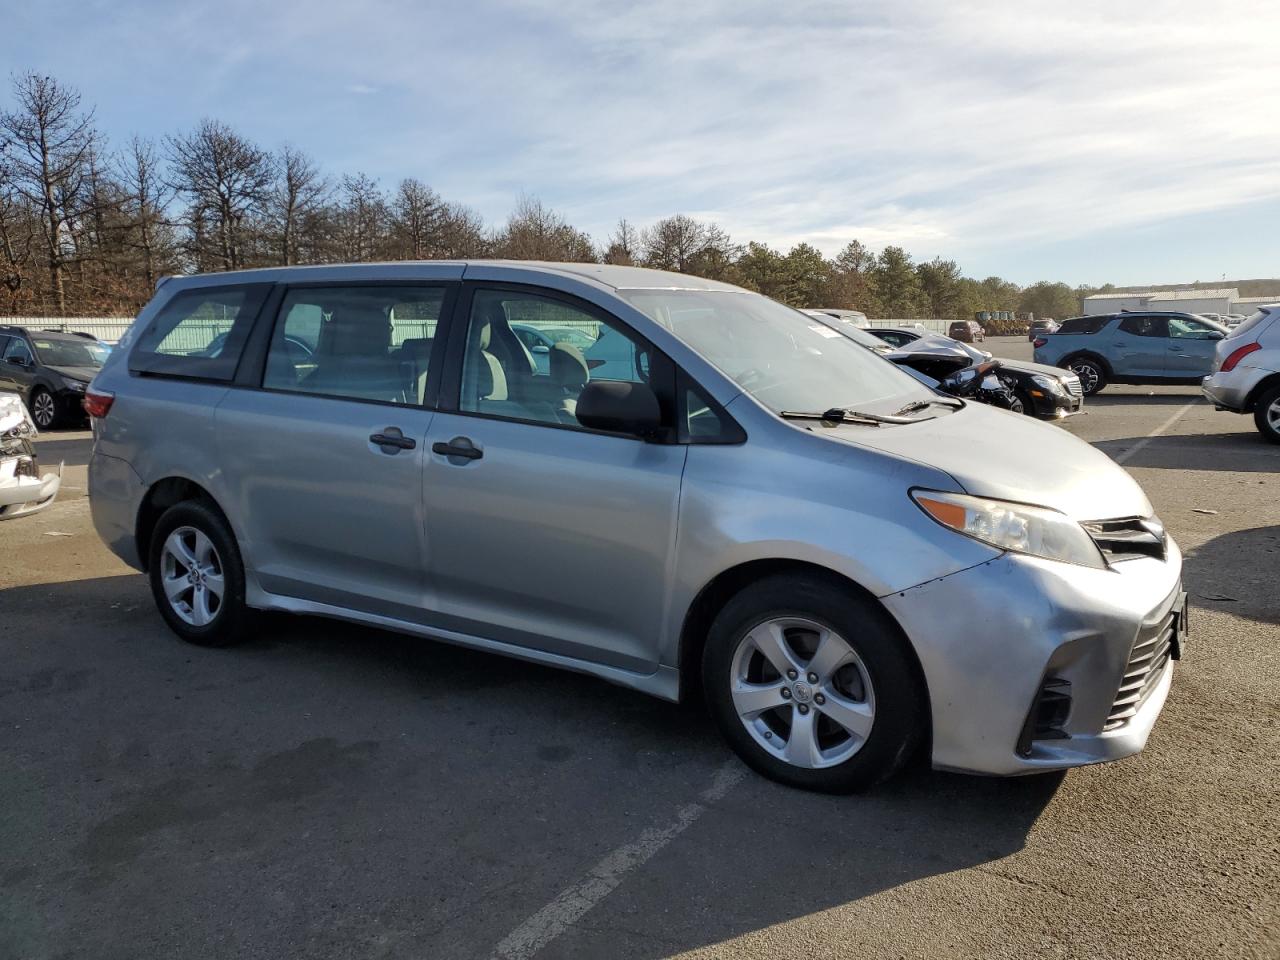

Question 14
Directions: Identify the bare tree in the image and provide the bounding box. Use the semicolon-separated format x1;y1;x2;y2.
602;218;640;265
117;136;176;290
435;201;488;258
272;144;327;265
642;214;735;279
494;194;595;262
390;177;443;259
334;172;389;262
0;172;38;312
168;118;274;271
0;72;99;314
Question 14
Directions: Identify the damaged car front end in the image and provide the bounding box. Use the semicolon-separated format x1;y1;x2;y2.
0;392;61;520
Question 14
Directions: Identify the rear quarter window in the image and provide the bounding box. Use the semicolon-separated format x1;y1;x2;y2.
129;284;271;380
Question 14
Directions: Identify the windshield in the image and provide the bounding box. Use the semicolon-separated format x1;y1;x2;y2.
31;337;109;368
618;289;933;414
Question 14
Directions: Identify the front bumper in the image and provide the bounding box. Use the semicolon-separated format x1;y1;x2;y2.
1029;390;1082;420
1201;365;1268;412
882;540;1183;776
0;456;62;520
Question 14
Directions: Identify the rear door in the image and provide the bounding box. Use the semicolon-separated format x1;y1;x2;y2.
214;282;454;621
421;284;686;673
1166;315;1223;376
1112;315;1169;377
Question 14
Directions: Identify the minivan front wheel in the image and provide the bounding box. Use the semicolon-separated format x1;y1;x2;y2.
1067;357;1106;396
703;574;925;792
148;500;252;647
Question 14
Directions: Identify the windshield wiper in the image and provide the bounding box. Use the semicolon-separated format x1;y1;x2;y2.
894;397;962;415
779;407;923;426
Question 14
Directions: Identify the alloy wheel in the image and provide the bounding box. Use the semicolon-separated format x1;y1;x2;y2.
729;617;876;769
160;526;225;626
1069;361;1100;394
1268;397;1280;434
32;391;56;428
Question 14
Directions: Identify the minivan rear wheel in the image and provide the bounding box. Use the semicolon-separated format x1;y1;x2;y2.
148;500;253;647
703;574;925;793
1253;383;1280;444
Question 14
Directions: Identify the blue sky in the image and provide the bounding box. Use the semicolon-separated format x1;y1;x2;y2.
4;0;1278;286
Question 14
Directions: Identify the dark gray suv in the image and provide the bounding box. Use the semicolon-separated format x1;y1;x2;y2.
0;326;109;428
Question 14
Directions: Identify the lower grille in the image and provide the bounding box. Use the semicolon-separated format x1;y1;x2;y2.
1064;376;1083;398
1104;612;1175;730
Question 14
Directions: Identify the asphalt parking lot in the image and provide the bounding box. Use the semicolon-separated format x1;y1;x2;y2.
2;337;1277;960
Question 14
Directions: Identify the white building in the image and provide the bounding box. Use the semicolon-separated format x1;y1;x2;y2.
1234;296;1280;315
1081;287;1247;317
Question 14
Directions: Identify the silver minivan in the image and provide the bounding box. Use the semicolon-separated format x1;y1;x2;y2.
87;262;1185;792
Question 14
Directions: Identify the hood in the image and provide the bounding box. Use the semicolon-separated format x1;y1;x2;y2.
824;402;1152;521
997;358;1077;379
888;335;988;364
46;364;99;383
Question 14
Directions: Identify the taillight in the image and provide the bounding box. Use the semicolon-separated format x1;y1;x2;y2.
83;389;114;418
1033;337;1048;348
1221;342;1260;372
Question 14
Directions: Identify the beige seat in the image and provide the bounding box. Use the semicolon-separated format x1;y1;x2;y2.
303;309;405;403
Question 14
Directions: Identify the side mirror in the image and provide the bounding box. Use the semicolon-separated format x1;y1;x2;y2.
1207;331;1225;340
530;344;550;355
4;355;27;366
576;380;663;438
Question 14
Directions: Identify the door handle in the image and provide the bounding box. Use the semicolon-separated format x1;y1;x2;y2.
370;428;416;452
432;436;484;461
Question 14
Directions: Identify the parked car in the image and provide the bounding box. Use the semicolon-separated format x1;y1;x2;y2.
0;391;61;519
1028;318;1059;341
0;326;110;429
510;323;598;375
806;307;869;328
862;327;1083;419
948;320;985;343
86;262;1184;793
1201;304;1280;443
1034;312;1227;396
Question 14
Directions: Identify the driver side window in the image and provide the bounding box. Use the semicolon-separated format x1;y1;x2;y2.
458;289;654;428
3;337;32;364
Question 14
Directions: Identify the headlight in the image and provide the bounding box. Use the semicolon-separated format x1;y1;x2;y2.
1030;374;1065;395
61;377;87;392
912;489;1106;569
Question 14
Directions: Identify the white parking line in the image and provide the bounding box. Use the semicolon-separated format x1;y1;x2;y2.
492;759;746;960
1113;401;1197;465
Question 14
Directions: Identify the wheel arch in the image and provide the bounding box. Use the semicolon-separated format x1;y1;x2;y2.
1059;350;1113;377
135;476;231;572
1244;372;1280;412
676;559;932;736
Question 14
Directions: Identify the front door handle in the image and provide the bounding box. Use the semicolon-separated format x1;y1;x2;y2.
432;436;484;461
370;428;416;453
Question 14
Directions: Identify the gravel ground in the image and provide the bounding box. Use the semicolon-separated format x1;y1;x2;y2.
1;338;1276;959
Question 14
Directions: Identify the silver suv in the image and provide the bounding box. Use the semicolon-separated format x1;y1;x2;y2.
1202;304;1280;443
87;262;1185;792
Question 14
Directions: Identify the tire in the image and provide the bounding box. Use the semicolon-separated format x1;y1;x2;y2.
148;500;254;647
1067;357;1107;396
29;387;58;430
702;573;926;793
1012;387;1036;417
1253;384;1280;444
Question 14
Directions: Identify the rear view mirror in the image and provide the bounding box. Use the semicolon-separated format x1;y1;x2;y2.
576;380;663;439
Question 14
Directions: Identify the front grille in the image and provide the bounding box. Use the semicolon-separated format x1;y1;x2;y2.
1064;376;1083;398
1082;517;1167;562
1104;611;1175;730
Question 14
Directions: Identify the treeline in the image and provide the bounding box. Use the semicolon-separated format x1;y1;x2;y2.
3;71;1102;320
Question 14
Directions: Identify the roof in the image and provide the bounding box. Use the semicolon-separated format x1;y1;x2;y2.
1083;291;1155;301
170;260;747;294
1235;295;1280;305
1147;288;1238;301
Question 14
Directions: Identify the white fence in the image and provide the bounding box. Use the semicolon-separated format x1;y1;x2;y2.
866;318;952;334
0;317;136;342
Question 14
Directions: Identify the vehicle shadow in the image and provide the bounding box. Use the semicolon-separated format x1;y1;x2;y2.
1183;524;1280;625
1088;393;1204;406
1095;431;1280;472
1;574;1064;960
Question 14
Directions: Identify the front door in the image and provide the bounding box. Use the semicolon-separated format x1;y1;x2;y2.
215;283;450;621
422;286;686;673
1112;315;1169;377
1166;316;1223;377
